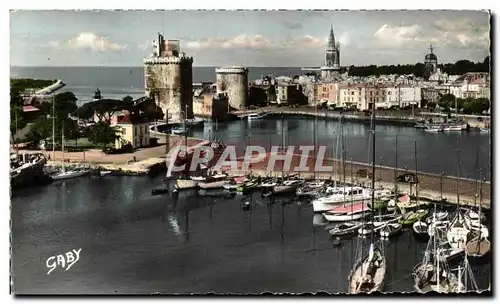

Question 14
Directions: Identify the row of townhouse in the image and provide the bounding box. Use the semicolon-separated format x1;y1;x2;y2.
313;82;422;110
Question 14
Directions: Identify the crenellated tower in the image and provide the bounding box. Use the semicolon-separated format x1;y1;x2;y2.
144;33;194;121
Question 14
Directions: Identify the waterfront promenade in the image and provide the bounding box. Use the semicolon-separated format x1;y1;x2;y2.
233;106;420;126
233;106;489;128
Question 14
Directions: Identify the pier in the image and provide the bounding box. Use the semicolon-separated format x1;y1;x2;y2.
233;106;419;126
229;153;490;209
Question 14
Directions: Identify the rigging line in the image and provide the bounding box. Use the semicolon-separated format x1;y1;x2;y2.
384;273;413;288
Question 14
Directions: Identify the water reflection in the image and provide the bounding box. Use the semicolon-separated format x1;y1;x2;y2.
193;117;490;179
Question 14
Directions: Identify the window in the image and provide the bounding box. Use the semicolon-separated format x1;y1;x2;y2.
343;97;346;101
358;98;361;101
122;128;127;135
388;91;391;95
351;92;354;95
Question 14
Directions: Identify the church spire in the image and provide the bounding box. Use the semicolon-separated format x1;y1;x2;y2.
327;25;335;50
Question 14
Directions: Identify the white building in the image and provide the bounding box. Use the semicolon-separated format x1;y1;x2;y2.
383;86;399;108
399;86;422;108
339;84;366;110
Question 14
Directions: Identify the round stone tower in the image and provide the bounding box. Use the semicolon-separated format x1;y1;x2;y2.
144;34;193;122
215;66;249;110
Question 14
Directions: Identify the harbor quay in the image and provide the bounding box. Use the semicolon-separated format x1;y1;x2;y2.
232;106;488;128
234;106;420;126
16;136;208;175
223;152;490;209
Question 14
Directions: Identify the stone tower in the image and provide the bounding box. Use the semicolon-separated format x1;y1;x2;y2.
321;25;341;81
215;66;249;110
144;33;194;121
424;44;438;80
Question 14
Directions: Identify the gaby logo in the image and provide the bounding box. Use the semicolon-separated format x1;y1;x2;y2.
166;145;334;175
46;248;82;275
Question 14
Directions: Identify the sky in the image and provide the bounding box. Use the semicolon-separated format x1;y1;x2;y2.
10;10;491;67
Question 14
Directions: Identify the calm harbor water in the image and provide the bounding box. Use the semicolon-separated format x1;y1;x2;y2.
11;175;491;294
193;116;491;180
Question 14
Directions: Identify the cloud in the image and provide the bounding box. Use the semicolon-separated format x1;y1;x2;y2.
183;32;352;53
66;32;127;52
138;40;150;51
373;24;425;46
282;21;303;30
282;35;325;48
185;34;274;50
373;20;490;51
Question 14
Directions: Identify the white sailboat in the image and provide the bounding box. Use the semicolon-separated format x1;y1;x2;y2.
348;96;386;294
51;122;89;181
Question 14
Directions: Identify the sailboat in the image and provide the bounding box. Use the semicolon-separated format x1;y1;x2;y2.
401;142;429;226
348;94;386;294
412;212;459;293
465;171;491;258
51;121;89;180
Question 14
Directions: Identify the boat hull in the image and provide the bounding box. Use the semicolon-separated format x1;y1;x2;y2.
323;211;370;222
52;170;89;180
348;247;386;294
10;154;49;188
198;180;227;189
380;223;402;238
175;179;198;190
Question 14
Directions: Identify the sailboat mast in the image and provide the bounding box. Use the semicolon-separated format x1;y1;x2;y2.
61;120;65;171
456;150;461;208
342;124;346;206
313;106;317;180
370;85;376;232
394;135;398;201
281;115;285;179
414;141;419;207
52;94;56;161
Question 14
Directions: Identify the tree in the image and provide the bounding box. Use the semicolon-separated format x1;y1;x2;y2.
73;102;96;120
26;115;79;146
462;98;490;115
88;122;118;148
438;93;456;109
133;98;163;121
10;88;26;141
38;91;78;118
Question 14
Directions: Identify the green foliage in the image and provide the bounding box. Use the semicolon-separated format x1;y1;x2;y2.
348;57;489;77
131;98;163;120
438;93;455;109
88;122;118;148
26;115;79;144
10;88;27;141
10;78;56;91
462;98;490;115
38;91;78;118
73;102;95;119
25;91;79;144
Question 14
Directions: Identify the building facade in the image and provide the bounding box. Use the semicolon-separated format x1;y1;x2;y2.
114;115;150;149
315;82;339;106
339;84;366;110
144;33;193;122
